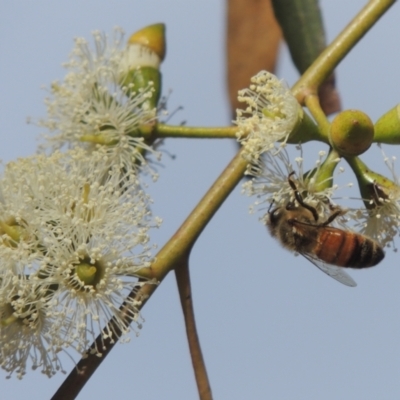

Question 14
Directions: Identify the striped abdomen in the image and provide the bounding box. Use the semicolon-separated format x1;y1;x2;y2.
315;227;384;268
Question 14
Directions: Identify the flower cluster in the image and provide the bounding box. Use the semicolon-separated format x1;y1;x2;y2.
38;28;161;179
0;149;160;378
236;71;302;163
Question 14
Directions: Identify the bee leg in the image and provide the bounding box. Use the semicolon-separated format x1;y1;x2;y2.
320;209;343;226
288;172;319;222
267;199;275;213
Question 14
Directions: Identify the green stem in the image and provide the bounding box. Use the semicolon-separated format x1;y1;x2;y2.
291;0;396;103
154;124;238;139
149;149;248;277
304;94;330;140
287;110;328;144
304;147;340;191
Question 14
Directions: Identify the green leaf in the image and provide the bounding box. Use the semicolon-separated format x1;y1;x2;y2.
271;0;341;115
271;0;325;73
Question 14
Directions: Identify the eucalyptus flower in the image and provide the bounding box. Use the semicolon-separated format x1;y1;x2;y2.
38;28;160;179
236;71;302;163
0;148;160;364
0;275;64;379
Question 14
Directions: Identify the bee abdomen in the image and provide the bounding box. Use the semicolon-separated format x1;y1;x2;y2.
316;230;384;268
345;235;385;268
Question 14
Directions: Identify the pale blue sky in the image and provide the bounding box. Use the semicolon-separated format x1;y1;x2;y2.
1;1;400;399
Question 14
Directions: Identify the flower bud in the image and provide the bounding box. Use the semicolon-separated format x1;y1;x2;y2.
329;110;374;157
374;104;400;144
121;24;166;109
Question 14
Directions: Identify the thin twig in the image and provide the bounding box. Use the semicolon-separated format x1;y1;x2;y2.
154;124;238;139
175;257;213;400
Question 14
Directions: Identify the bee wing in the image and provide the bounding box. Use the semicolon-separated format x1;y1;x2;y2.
301;253;357;287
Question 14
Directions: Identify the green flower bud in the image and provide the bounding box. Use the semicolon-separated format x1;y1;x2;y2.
329;110;374;157
374;104;400;144
121;24;166;109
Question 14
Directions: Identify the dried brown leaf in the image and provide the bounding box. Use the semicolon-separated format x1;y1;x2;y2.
226;0;282;116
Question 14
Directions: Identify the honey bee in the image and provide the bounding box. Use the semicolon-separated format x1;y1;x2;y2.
267;172;385;287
